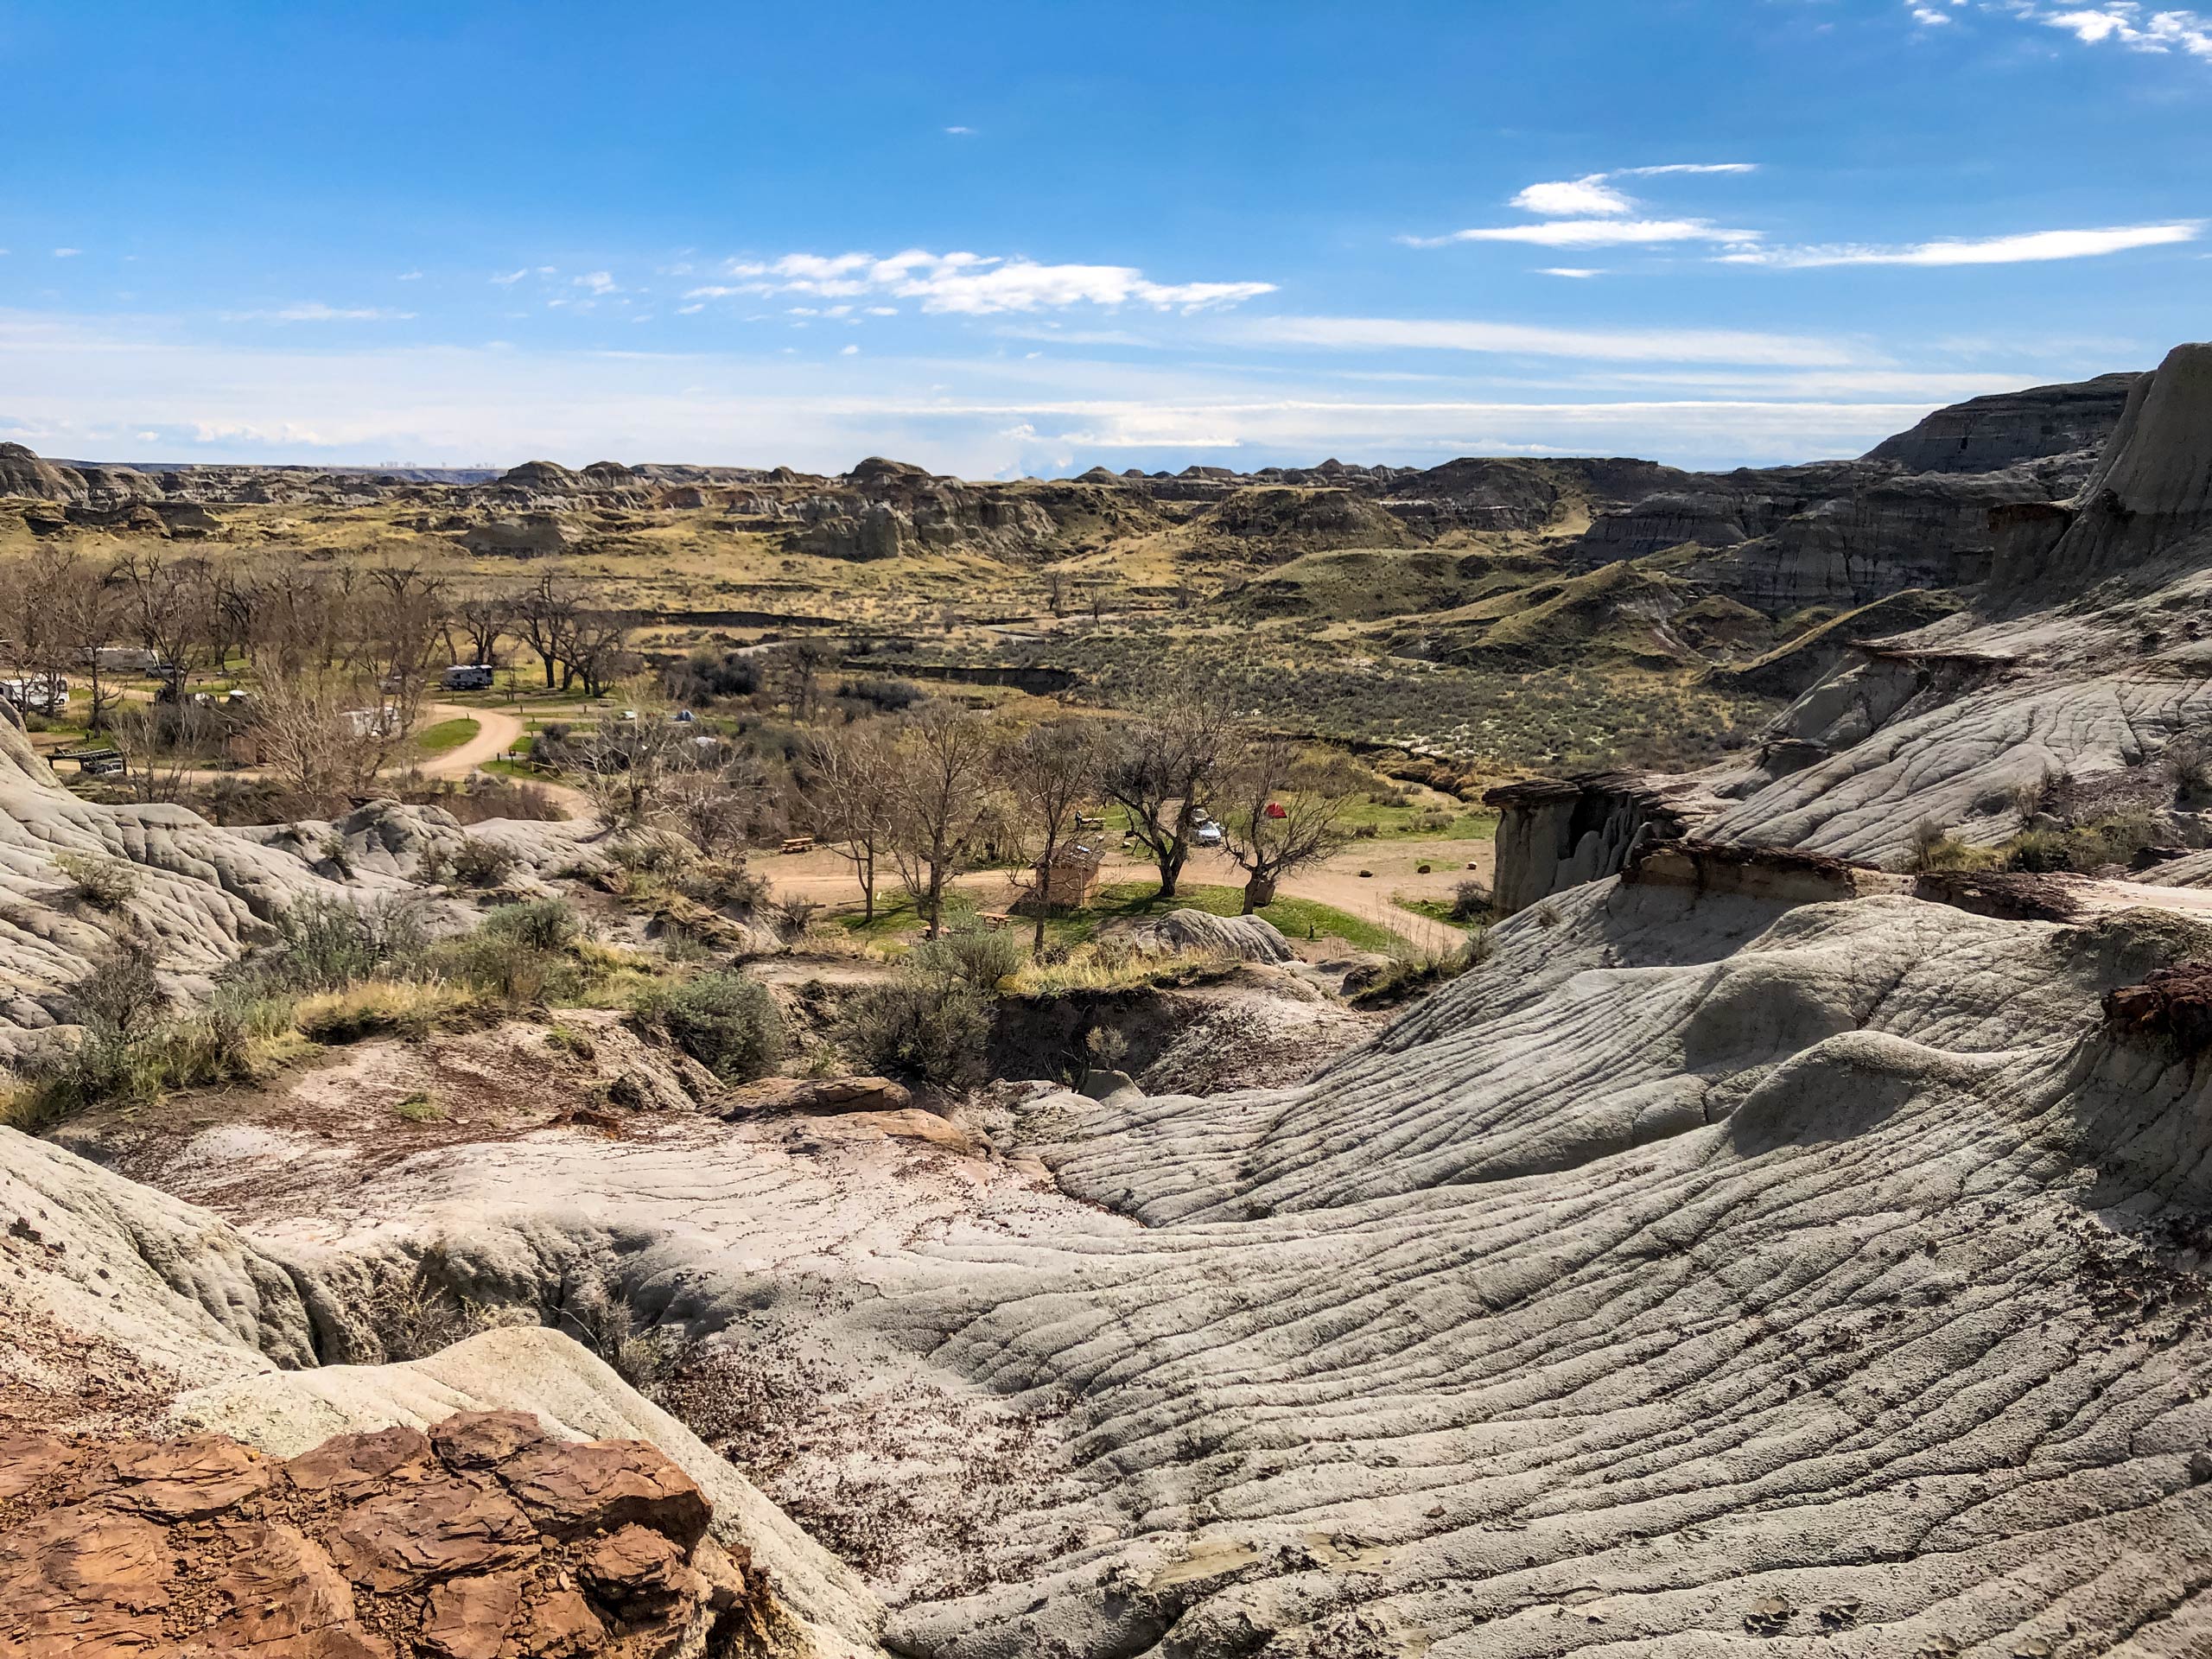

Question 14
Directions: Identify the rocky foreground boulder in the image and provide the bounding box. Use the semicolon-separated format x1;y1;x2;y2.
0;1411;758;1657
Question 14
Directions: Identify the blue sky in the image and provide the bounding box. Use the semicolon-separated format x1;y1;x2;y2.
3;0;2207;475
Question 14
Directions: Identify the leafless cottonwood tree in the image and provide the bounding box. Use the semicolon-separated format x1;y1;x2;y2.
1101;686;1242;899
1001;715;1103;952
512;573;580;690
889;703;998;938
805;721;899;923
1216;738;1358;912
52;556;125;733
112;548;220;701
454;592;512;669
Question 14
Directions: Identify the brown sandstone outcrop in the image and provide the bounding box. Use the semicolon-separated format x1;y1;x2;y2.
0;1412;760;1658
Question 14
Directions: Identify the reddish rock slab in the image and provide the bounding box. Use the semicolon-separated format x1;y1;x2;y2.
326;1475;538;1593
103;1435;271;1520
0;1435;84;1503
501;1586;607;1657
416;1566;528;1659
429;1410;548;1471
494;1440;710;1551
201;1522;386;1657
285;1426;435;1502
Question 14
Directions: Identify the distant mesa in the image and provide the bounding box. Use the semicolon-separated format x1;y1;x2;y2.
497;458;582;490
1861;371;2142;474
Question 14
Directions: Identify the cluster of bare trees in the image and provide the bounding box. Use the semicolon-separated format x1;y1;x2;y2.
798;685;1362;942
0;550;640;817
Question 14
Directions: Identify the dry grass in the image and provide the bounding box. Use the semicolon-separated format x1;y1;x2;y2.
1005;944;1232;996
293;978;479;1043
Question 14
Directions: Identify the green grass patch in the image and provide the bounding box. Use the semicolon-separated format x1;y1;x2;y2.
415;716;480;756
1083;880;1404;951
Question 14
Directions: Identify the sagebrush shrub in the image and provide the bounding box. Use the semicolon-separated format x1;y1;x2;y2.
835;978;990;1088
635;971;785;1081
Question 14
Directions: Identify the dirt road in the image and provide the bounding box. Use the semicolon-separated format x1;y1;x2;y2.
416;704;524;779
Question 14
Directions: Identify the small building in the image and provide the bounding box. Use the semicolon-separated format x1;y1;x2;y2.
1039;841;1105;909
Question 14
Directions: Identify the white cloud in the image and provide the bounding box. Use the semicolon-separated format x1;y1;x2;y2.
221;302;418;322
1238;315;1859;365
684;249;1274;315
52;248;80;258
1617;162;1758;177
841;344;860;354
1539;267;1602;279
1910;5;1954;23
1512;176;1636;216
944;124;975;134
397;270;423;281
1723;222;2198;267
491;269;528;285
575;270;619;294
1973;2;2212;56
1408;219;1760;249
2046;3;2212;52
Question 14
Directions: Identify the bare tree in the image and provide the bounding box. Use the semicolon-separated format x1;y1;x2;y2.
1216;738;1357;912
582;711;694;830
454;592;512;669
888;704;997;938
1043;569;1071;620
251;667;402;814
1001;716;1103;952
111;697;214;805
805;721;899;922
52;556;125;734
112;548;219;701
1100;689;1241;899
512;573;580;690
363;562;451;730
565;610;636;699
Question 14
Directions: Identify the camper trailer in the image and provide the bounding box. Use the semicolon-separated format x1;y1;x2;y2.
0;678;67;716
442;664;496;691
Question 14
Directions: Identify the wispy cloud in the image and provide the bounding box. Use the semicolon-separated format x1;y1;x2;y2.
1408;219;1760;249
1414;162;1761;249
52;248;80;258
944;124;975;134
683;249;1275;315
397;270;423;282
1237;315;1859;366
575;270;618;295
1539;267;1603;279
1722;222;2197;267
219;302;418;322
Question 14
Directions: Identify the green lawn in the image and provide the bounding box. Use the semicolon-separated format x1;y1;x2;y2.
834;877;1407;952
1395;895;1484;930
415;716;480;756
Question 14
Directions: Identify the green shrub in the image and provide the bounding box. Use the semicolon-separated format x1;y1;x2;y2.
635;972;785;1081
482;899;581;954
835;978;991;1088
265;895;430;992
1449;877;1491;922
54;851;138;911
909;925;1023;991
448;839;518;887
429;931;580;1005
